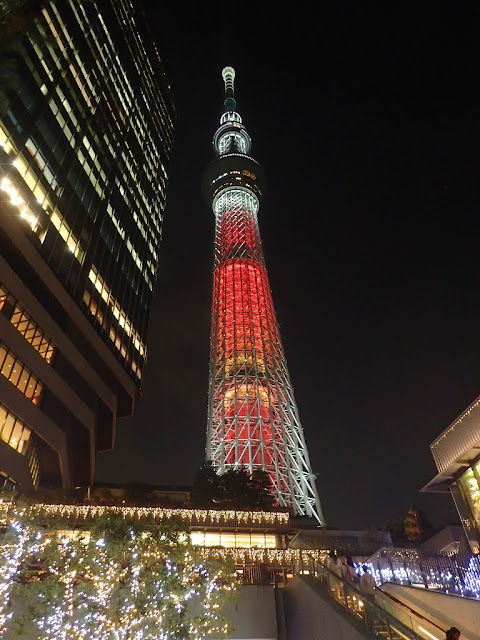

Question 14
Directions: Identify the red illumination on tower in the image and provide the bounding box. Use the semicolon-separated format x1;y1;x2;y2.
203;68;324;523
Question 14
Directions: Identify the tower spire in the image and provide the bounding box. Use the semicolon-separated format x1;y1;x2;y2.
222;66;236;112
203;67;325;525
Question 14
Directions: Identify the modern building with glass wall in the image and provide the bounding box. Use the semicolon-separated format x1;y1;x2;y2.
423;395;480;553
0;0;174;493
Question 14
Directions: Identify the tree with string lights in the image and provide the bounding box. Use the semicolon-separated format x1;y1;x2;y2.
0;500;238;639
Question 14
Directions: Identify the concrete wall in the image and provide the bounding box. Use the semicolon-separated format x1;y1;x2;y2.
381;583;480;640
283;576;366;640
225;585;278;639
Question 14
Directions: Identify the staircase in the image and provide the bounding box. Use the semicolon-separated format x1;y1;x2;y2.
311;565;446;640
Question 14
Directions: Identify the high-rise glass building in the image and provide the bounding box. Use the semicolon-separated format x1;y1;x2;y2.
0;1;174;492
203;68;324;524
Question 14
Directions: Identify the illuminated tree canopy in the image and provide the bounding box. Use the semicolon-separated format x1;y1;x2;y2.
0;500;237;639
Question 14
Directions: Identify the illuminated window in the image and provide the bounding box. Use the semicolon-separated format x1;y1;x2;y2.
190;531;277;548
0;402;40;486
0;176;40;234
0;404;30;454
218;132;247;154
0;285;7;311
2;133;84;257
87;266;146;356
10;305;56;363
1;284;56;363
83;287;143;381
24;137;60;194
49;211;84;263
0;343;43;405
459;468;480;528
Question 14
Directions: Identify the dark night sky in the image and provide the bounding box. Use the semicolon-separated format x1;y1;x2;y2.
96;2;479;530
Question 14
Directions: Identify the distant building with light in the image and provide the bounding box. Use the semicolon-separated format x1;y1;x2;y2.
0;0;174;492
423;395;480;553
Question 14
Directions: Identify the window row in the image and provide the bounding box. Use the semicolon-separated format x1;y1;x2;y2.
43;6;94;104
190;531;278;549
0;174;40;236
65;4;166;238
0;283;56;363
22;72;157;284
0;342;43;405
23;135;86;264
0;402;33;455
88;266;146;356
10;308;56;364
1;123;85;264
0;403;41;488
83;289;142;380
40;5;165;253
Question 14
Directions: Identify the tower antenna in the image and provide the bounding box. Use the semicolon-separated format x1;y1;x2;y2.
222;66;236;112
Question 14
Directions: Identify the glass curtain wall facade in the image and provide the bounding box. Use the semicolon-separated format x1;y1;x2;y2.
0;0;174;492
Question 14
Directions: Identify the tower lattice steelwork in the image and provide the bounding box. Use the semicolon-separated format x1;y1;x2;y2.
203;67;325;524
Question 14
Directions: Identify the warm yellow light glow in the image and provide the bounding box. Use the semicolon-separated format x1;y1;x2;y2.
0;501;290;527
418;626;440;640
191;531;278;549
0;177;38;232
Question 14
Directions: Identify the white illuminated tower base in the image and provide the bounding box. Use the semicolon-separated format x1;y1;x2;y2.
203;67;325;524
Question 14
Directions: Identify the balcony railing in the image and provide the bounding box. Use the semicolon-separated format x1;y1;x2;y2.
365;547;480;599
198;547;328;585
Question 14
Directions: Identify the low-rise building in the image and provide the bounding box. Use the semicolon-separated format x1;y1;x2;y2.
422;395;480;553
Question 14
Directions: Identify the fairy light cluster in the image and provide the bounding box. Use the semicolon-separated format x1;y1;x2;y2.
0;502;238;639
0;502;289;527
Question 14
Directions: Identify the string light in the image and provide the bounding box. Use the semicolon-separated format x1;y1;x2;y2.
364;548;480;599
5;501;479;636
0;502;239;639
0;501;290;526
198;547;329;566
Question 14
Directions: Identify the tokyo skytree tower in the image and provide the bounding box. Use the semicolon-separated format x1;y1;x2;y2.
203;67;325;524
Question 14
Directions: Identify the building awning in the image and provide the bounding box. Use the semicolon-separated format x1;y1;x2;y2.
422;456;478;493
429;395;480;473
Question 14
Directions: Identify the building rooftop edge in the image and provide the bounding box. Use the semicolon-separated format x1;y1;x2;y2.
430;393;480;449
429;394;480;473
0;501;290;524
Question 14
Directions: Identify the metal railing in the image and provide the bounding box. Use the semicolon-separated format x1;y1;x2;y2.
375;586;445;640
365;547;480;599
313;564;446;640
